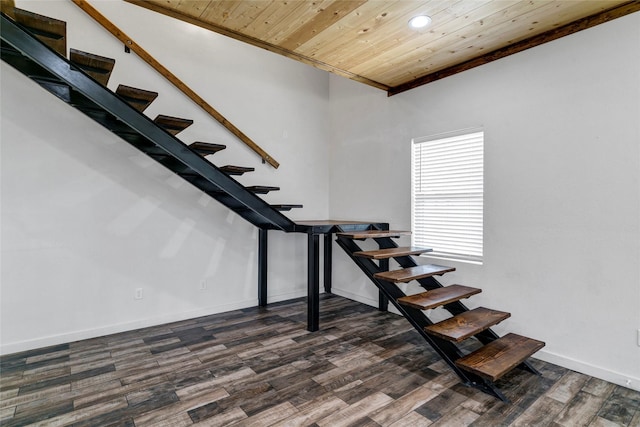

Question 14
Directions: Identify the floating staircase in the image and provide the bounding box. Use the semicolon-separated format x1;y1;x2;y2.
1;9;302;231
336;228;545;401
1;7;544;402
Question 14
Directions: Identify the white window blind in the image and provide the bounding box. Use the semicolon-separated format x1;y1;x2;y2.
411;130;484;263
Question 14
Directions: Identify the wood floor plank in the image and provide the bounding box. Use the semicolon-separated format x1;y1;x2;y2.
194;406;247;426
552;390;608;426
0;294;637;427
271;395;349;426
595;386;640;426
415;387;469;422
388;410;433;426
588;415;628;426
232;401;298;426
546;371;590;404
0;405;16;423
582;377;616;398
469;371;555;426
431;405;481;426
30;397;128;427
135;387;228;426
511;395;566;426
135;411;193;427
315;391;394;427
369;384;438;425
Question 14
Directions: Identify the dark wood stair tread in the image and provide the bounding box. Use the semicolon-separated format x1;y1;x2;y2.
456;333;545;381
69;48;115;86
354;246;432;259
272;204;302;211
116;84;158;112
189;142;226;156
14;8;66;56
246;186;280;194
219;165;255;175
154;115;194;135
425;307;511;343
398;285;482;310
374;264;455;283
337;230;412;239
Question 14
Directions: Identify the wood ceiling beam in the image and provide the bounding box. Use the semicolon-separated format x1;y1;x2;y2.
388;1;640;96
124;0;391;92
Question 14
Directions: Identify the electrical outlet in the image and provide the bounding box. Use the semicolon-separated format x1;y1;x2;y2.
135;288;143;300
199;280;206;290
637;329;640;347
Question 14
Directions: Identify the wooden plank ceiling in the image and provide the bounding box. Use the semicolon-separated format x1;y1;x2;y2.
126;0;639;95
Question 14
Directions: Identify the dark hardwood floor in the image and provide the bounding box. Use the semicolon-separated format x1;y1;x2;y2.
1;294;639;426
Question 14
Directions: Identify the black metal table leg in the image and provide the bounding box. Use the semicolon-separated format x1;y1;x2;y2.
307;233;320;331
379;258;389;311
258;228;268;307
324;233;332;293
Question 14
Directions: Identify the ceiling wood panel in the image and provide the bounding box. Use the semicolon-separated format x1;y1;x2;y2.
126;0;640;95
373;0;623;86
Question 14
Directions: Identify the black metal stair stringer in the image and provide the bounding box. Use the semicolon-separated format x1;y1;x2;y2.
0;13;296;232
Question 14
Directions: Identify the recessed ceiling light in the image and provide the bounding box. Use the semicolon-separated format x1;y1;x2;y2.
409;15;432;29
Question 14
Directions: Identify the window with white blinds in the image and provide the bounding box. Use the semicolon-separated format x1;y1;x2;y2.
411;130;484;263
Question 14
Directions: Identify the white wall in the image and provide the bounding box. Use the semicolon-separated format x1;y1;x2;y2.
329;13;640;391
1;0;330;353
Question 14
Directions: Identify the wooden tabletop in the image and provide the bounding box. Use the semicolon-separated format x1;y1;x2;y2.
294;220;389;234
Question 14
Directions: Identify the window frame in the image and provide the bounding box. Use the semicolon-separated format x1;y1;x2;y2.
410;128;484;265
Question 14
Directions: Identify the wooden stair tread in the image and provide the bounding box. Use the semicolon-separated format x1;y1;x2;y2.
14;8;66;56
246;186;280;194
272;204;302;211
189;141;226;156
116;84;158;112
425;307;511;343
154;115;194;135
69;48;115;86
337;230;411;239
456;333;545;381
397;285;482;310
354;246;432;259
219;165;255;175
374;264;455;283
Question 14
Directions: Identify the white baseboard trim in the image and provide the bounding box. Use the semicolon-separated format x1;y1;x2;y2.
331;287;378;307
533;349;640;392
331;287;402;315
267;289;308;304
1;290;307;356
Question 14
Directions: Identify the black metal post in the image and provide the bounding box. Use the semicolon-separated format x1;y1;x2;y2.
307;233;320;332
324;233;332;293
378;259;389;311
258;228;268;307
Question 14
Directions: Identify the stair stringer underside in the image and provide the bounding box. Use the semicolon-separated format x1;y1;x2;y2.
0;13;297;232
